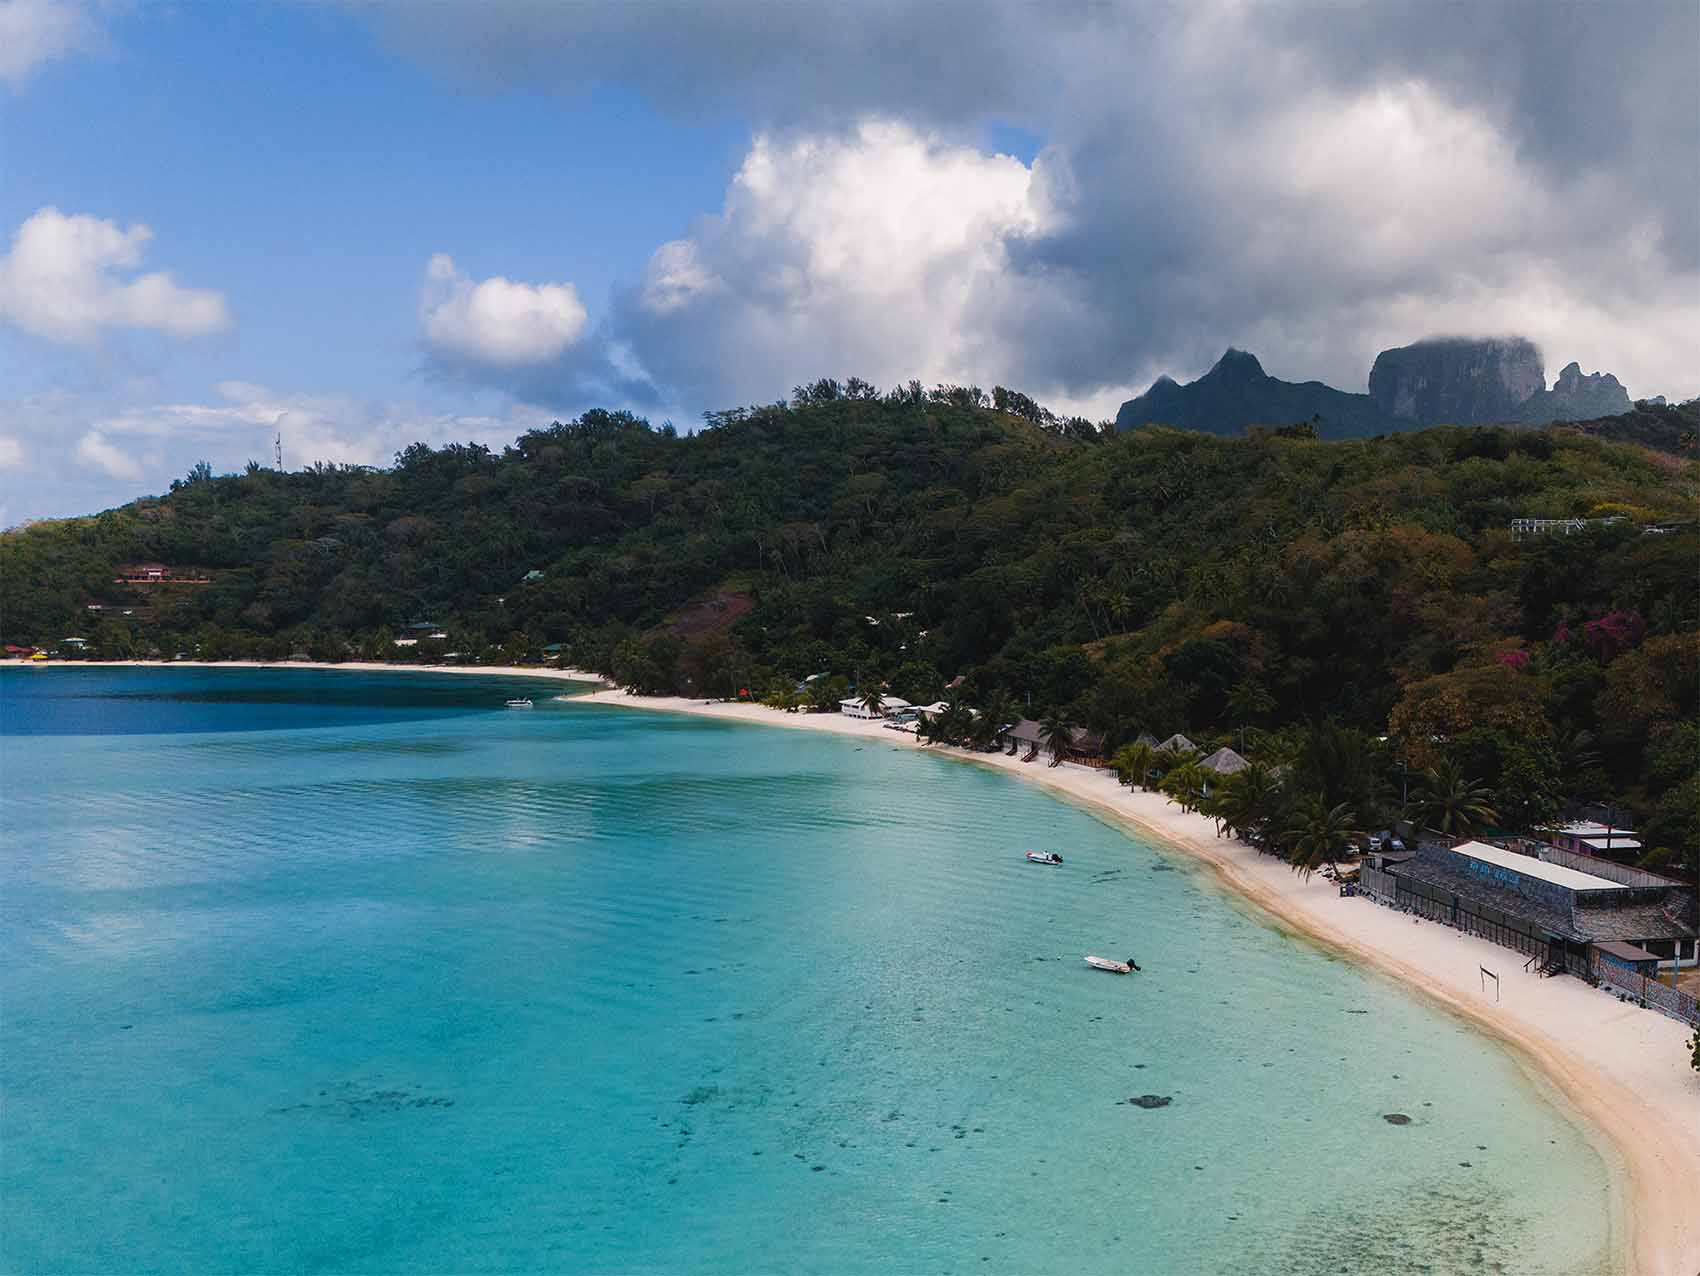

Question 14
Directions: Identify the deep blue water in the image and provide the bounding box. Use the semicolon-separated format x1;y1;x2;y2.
0;668;1613;1274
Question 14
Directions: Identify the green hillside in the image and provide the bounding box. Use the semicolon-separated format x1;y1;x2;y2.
5;386;1697;873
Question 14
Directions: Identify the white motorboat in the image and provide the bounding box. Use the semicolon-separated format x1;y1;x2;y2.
504;698;534;709
1025;851;1064;865
1083;955;1137;974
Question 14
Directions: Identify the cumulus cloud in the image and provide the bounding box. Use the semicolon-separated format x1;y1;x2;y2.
613;120;1050;408
364;0;1700;406
0;434;24;470
0;207;231;344
0;0;104;89
421;253;587;367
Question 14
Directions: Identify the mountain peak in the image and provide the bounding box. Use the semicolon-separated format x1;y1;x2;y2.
1211;348;1266;381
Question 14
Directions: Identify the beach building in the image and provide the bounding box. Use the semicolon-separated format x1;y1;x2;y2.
1156;733;1199;755
839;696;911;720
1134;731;1161;749
1547;821;1641;858
112;563;211;585
1509;516;1626;540
1198;746;1249;776
1002;720;1107;766
1360;838;1699;988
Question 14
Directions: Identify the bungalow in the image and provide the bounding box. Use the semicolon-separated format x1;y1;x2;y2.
1156;733;1199;755
1198;746;1249;776
839;696;912;720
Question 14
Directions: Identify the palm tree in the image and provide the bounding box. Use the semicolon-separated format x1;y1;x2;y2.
1212;762;1281;848
1039;713;1076;767
858;686;886;718
937;702;974;746
1160;760;1208;812
1282;798;1364;880
1152;745;1189;782
1410;759;1499;838
1111;741;1156;790
1555;725;1601;789
980;690;1017;746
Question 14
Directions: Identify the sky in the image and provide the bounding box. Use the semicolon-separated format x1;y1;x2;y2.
2;0;1696;523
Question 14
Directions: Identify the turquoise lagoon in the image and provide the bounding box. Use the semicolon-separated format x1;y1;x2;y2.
0;668;1614;1273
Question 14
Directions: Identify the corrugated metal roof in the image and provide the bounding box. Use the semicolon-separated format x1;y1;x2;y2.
1448;840;1626;892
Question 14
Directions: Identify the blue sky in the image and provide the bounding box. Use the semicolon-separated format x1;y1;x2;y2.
1;1;1695;522
3;4;748;404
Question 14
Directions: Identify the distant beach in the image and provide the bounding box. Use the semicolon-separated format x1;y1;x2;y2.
44;660;1700;1273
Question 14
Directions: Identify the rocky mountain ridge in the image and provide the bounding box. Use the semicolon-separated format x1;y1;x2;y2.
1116;337;1634;438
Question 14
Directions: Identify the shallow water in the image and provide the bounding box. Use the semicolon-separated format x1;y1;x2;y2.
0;668;1614;1273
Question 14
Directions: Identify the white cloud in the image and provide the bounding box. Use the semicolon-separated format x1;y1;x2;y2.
0;0;103;89
421;253;587;367
641;240;720;315
87;379;532;470
0;380;566;522
0;207;231;344
0;434;23;470
618;120;1065;407
74;429;140;480
370;2;1700;407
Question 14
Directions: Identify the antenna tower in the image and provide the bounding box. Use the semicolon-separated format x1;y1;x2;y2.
274;431;283;470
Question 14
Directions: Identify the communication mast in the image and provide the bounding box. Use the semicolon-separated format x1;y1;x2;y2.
274;430;283;470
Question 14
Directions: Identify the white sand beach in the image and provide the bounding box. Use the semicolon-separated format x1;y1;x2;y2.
51;661;1700;1273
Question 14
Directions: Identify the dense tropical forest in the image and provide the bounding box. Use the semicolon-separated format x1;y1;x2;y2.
4;383;1697;879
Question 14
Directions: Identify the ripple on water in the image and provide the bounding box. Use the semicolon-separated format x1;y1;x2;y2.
0;669;1614;1275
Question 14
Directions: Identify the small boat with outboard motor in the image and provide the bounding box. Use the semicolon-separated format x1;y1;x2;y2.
1025;851;1064;865
504;697;534;709
1083;955;1140;974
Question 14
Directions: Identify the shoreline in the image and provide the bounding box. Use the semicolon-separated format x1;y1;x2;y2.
571;688;1698;1276
29;661;1700;1273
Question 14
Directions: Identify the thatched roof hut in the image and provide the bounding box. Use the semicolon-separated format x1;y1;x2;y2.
1156;733;1199;754
1199;746;1250;775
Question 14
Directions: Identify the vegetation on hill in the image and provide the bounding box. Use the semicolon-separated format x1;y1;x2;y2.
5;382;1697;878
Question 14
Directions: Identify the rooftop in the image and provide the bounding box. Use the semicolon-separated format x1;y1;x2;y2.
1556;821;1639;838
1579;837;1642;852
1446;840;1626;892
